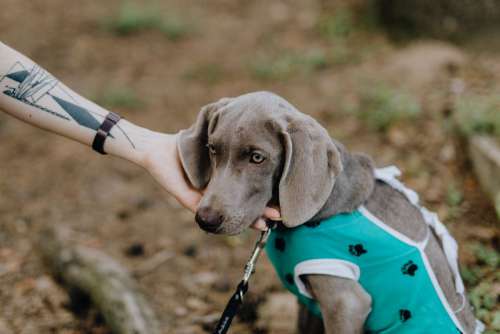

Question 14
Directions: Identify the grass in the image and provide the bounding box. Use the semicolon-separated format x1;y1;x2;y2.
315;10;356;66
472;243;500;268
316;9;354;41
445;183;465;219
93;87;144;109
329;41;358;66
315;3;382;39
183;63;225;85
454;94;500;138
249;49;328;81
249;7;377;82
450;94;500;332
446;183;464;207
349;83;421;131
314;6;382;68
461;242;500;331
104;2;190;41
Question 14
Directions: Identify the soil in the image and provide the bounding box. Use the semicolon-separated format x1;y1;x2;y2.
0;1;498;333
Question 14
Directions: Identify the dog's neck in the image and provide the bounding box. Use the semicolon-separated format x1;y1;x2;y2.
310;142;376;222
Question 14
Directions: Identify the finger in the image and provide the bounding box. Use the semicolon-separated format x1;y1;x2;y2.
263;207;281;220
250;218;268;231
174;183;206;212
153;171;202;212
176;190;202;212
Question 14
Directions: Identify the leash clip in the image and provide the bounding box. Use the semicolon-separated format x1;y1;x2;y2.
242;223;273;283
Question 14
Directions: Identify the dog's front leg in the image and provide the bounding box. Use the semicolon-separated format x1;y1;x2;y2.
297;303;324;334
305;275;371;334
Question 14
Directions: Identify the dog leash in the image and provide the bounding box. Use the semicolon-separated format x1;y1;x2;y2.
212;220;276;334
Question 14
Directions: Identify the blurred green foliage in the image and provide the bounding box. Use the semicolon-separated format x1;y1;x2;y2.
250;49;328;81
316;11;356;66
462;242;500;331
314;6;379;66
472;242;500;268
183;63;225;85
329;41;359;66
446;183;464;207
461;264;482;286
495;193;500;220
104;2;190;41
249;7;379;82
470;282;500;331
93;87;144;109
491;312;500;332
445;183;464;219
316;9;354;41
455;94;500;138
350;83;421;131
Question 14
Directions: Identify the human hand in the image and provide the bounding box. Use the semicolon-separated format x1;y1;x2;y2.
143;132;202;211
252;207;282;231
142;132;281;228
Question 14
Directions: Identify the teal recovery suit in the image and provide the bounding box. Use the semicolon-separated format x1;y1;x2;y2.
266;166;484;334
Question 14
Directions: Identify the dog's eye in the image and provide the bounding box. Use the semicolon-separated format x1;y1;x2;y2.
206;144;217;155
250;152;265;164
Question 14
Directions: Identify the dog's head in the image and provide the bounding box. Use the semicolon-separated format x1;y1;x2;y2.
178;91;344;235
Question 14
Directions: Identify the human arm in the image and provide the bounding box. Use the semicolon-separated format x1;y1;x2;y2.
0;41;153;165
0;41;281;223
0;41;205;210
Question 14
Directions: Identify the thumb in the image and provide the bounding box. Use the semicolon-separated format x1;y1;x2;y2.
263;206;281;221
175;188;202;213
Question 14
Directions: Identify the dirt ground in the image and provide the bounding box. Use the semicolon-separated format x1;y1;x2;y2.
0;1;498;333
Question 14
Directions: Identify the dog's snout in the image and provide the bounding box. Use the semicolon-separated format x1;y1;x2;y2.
195;207;224;233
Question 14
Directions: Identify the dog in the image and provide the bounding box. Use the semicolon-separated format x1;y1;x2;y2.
178;91;483;333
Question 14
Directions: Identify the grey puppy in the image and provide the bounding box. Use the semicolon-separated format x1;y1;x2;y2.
178;91;480;333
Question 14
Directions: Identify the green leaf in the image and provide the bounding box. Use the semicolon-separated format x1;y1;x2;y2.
473;243;500;268
491;311;500;330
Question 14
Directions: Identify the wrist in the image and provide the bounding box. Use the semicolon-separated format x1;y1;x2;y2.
142;132;178;172
105;119;162;166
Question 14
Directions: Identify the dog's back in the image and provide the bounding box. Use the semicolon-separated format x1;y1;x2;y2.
364;180;477;332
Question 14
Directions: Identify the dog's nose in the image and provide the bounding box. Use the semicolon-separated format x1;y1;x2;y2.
195;207;224;233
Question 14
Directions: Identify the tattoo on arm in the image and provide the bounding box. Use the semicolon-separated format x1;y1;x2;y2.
0;61;135;148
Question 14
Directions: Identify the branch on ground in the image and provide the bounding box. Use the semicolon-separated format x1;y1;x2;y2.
38;227;161;334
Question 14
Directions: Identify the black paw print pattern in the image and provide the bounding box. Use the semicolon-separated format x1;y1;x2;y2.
274;237;286;252
399;309;412;322
285;273;294;285
401;260;418;276
348;244;367;256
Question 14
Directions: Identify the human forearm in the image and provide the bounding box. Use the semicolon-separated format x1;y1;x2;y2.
0;42;281;221
0;41;156;165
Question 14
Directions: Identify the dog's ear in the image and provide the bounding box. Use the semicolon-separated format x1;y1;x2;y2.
279;115;343;227
177;98;232;189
